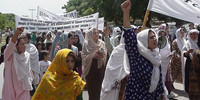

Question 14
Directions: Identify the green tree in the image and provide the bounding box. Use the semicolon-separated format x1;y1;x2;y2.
62;0;179;26
0;13;15;30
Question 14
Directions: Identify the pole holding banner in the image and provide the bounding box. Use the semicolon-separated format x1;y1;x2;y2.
142;0;154;30
142;10;150;30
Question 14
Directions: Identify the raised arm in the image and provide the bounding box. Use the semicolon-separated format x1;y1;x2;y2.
121;0;131;28
4;27;24;61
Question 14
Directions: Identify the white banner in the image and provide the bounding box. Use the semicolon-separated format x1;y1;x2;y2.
16;13;99;32
98;17;104;31
37;6;69;20
60;10;78;18
147;0;200;24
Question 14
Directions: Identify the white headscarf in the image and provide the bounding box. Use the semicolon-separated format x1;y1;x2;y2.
13;49;33;90
75;30;85;45
82;28;107;77
137;29;161;93
183;29;199;59
100;32;130;100
25;43;40;85
110;27;121;47
182;29;199;88
175;28;186;52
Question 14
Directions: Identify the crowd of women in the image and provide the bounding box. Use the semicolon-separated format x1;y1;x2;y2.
0;0;200;100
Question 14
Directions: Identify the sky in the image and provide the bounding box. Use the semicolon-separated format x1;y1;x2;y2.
0;0;69;19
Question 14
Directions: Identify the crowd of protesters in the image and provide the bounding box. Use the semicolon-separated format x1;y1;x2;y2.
0;0;200;100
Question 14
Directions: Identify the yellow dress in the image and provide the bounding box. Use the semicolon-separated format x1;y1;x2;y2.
32;49;85;100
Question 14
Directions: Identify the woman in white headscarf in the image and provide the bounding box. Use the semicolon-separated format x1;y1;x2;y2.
182;29;199;93
100;27;130;100
75;30;85;46
21;33;39;96
170;28;186;83
101;0;164;100
157;23;178;99
2;27;33;100
82;28;107;100
110;27;121;47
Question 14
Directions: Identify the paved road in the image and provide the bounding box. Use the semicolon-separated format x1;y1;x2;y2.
0;63;188;100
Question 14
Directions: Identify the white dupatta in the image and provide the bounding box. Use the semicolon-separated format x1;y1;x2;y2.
13;49;33;90
137;29;161;93
100;32;130;100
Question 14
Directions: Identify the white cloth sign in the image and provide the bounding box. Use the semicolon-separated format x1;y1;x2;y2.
15;13;99;32
60;10;78;18
147;0;200;24
37;6;67;20
98;17;104;31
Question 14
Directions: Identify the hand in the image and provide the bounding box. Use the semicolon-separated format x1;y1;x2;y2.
188;48;194;53
121;0;131;13
94;52;103;59
93;52;99;59
15;27;24;35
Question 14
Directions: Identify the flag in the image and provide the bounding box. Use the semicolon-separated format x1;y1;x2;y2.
147;0;200;24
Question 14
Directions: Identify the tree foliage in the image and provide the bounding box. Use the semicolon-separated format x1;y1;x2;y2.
0;13;15;30
62;0;178;26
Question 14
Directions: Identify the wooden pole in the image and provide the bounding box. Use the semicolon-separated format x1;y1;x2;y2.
142;10;150;30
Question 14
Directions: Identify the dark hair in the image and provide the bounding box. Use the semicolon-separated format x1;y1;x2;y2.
148;30;154;34
16;37;23;46
26;33;31;40
189;23;194;26
67;52;81;67
42;32;46;37
36;36;44;43
74;35;80;44
36;42;44;50
6;34;13;44
46;42;52;51
68;33;73;38
67;52;76;60
39;50;49;60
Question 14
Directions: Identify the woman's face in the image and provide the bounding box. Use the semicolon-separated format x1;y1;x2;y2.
65;55;75;70
93;29;99;41
68;35;74;46
16;39;26;54
47;34;51;39
180;30;185;38
22;34;29;44
190;32;198;40
148;31;157;50
37;44;42;50
74;36;79;44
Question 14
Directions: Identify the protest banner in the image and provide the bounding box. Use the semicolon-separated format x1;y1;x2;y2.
37;6;68;20
60;10;78;18
15;13;99;32
147;0;200;24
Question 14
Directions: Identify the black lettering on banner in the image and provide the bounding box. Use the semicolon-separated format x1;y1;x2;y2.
81;24;89;27
184;0;200;9
64;26;71;29
29;27;36;30
185;0;192;3
75;25;79;28
18;22;26;25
